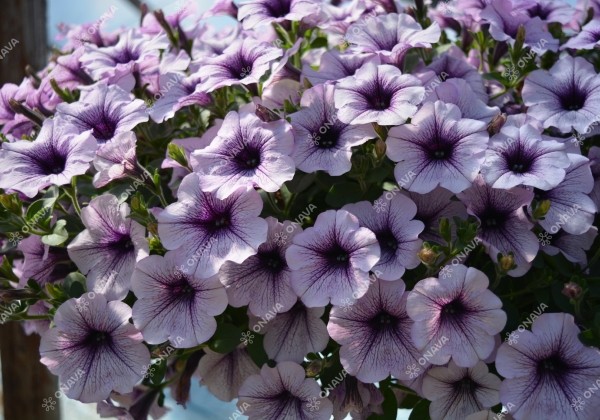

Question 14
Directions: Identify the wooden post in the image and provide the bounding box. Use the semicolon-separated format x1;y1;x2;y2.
0;1;58;419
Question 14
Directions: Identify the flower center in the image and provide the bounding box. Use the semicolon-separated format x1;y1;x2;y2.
369;311;398;331
326;243;351;267
537;353;569;378
259;250;285;273
427;136;454;161
377;230;398;252
92;115;118;141
366;82;394;111
171;280;196;299
234;146;261;170
559;85;587;111
442;298;467;318
265;0;291;18
36;151;67;175
112;234;134;252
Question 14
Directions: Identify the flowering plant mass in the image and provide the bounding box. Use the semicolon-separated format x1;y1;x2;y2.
3;0;600;419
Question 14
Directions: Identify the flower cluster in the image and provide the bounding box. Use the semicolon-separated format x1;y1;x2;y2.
2;0;600;419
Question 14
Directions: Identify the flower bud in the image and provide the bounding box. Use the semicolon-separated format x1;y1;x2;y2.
561;282;582;300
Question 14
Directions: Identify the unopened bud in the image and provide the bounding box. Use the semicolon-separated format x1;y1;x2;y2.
561;282;582;300
487;114;507;136
498;254;515;272
305;360;323;377
418;247;438;266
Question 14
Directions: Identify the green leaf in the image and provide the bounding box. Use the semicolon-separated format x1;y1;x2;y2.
41;219;68;246
310;37;328;49
246;333;269;367
408;398;431;420
325;182;363;208
209;323;244;354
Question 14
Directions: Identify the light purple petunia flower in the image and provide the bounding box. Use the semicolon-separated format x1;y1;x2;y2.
407;265;507;367
18;235;71;287
55;82;148;144
198;38;283;93
190;107;295;199
238;0;320;30
418;46;488;101
0;119;95;198
386;101;489;194
257;302;329;363
196;346;260;402
68;194;149;301
157;173;268;279
286;209;380;307
92;131;139;188
131;251;227;348
220;217;299;317
289;83;376;176
522;56;600;134
541;227;598;266
302;50;375;86
149;72;212;123
483;118;570;190
329;376;384;419
422;360;501;420
535;154;597;235
80;29;169;91
496;313;600;419
0;83;33;137
481;0;559;51
39;295;150;403
563;19;600;50
345;13;440;63
237;361;333;420
458;178;538;277
343;193;423;281
334;62;424;126
422;78;499;123
328;279;425;383
516;0;574;24
402;187;468;244
589;146;600;210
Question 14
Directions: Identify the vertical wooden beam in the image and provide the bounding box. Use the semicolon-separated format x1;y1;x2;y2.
0;0;58;419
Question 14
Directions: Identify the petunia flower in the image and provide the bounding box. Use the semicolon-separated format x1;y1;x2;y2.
329;376;384;420
535;154;597;235
516;0;574;25
563;19;600;50
343;193;424;281
190;107;295;199
39;295;150;403
92;131;139;188
80;29;169;91
458;178;538;276
406;264;507;367
67;194;149;301
237;0;320;30
386;101;489;194
0;119;95;198
483;118;570;190
334;62;424;126
149;72;212;123
237;361;333;420
422;78;499;123
496;313;600;419
541;227;598;266
328;279;425;382
402;187;468;244
157;173;268;279
220;217;299;318
289;83;376;176
257;302;329;363
286;209;380;307
345;13;440;64
196;346;260;402
422;360;501;420
302;50;375;86
418;46;487;101
198;38;283;93
131;251;227;348
18;235;71;287
481;0;559;52
522;56;600;134
55;82;148;144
